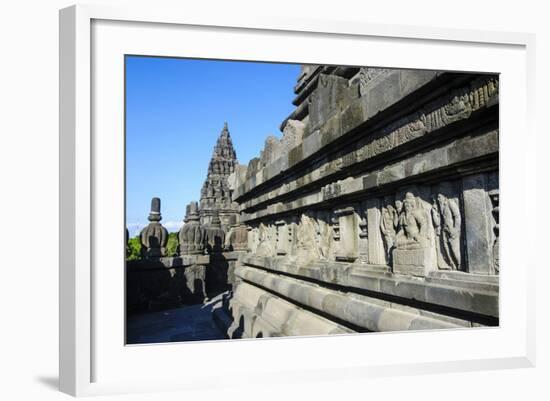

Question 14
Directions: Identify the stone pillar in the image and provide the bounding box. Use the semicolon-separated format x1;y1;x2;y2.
357;210;369;263
366;198;386;265
275;220;289;255
462;174;493;274
334;206;358;262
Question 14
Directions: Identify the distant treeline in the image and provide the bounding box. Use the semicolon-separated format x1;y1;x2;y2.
127;232;179;261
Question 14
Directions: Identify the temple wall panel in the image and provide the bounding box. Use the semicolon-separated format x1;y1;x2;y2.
226;68;499;336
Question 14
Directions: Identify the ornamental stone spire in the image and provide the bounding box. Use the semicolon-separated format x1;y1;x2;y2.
139;197;168;259
199;122;240;229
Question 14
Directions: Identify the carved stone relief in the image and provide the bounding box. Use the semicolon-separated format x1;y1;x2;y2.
380;195;397;264
392;191;434;276
293;214;321;266
431;185;462;271
256;223;275;257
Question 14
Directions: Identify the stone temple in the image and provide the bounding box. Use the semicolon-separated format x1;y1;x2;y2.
199;122;240;229
127;65;499;342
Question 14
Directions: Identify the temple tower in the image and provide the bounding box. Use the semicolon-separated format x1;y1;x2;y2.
199;122;239;229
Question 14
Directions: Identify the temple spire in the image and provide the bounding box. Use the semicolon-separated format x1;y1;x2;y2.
199;123;240;229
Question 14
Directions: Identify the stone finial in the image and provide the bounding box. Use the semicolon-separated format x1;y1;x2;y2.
204;211;225;254
179;201;205;255
139;197;168;258
148;197;162;222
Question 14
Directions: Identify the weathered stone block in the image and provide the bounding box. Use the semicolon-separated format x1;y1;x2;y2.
399;70;437;96
334;207;359;262
393;248;435;277
462;174;493;274
309;74;349;130
341;99;365;134
365;71;401;120
447;130;498;165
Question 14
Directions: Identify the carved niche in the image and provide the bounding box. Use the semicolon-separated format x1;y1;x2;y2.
333;206;359;262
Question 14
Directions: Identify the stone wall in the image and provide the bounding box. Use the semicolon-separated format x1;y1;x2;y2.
127;252;244;313
224;66;499;338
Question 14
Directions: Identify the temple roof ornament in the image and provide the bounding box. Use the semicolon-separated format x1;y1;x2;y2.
139;197;168;259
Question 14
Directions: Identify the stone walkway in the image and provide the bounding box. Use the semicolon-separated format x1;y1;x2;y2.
126;295;227;344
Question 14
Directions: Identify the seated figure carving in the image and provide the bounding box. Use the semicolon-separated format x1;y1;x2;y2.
395;192;429;250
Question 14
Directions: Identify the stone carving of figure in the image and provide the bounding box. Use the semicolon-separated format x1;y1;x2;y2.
315;213;332;260
178;201;205;255
395;192;429;250
256;223;275;257
380;200;397;261
431;193;461;270
294;214;320;265
393;200;403;231
246;226;261;253
139;197;168;258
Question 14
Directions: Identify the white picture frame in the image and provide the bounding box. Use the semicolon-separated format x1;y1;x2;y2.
59;3;536;397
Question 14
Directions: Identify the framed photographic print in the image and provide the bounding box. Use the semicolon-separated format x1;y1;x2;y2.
59;3;535;397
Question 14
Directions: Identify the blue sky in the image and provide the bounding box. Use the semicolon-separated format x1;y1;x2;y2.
126;56;300;236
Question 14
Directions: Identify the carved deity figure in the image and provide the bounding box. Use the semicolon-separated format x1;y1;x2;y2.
395;192;429;250
431;193;462;270
380;200;397;261
256;223;275;257
291;214;321;265
315;213;332;260
140;197;169;258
